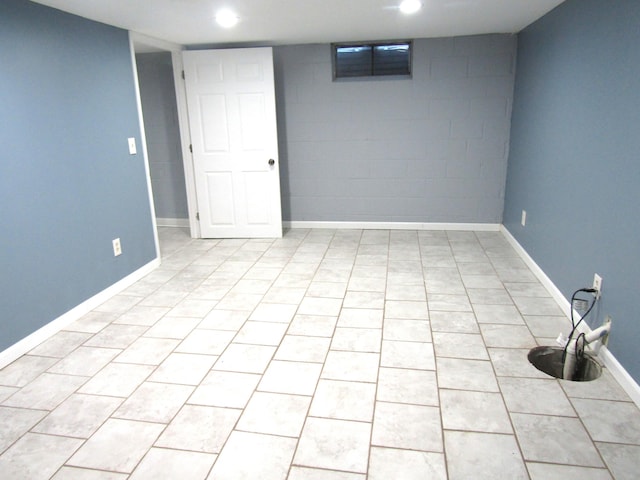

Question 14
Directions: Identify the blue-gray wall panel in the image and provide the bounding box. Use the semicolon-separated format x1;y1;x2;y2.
0;0;156;350
273;35;516;223
504;0;640;381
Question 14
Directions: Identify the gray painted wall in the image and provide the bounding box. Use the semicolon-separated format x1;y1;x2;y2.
136;52;188;220
504;0;640;382
0;0;156;350
273;35;516;223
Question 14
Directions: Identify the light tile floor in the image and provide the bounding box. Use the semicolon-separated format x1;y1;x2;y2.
1;227;639;479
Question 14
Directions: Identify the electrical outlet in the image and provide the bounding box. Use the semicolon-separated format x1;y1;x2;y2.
112;238;122;257
521;210;527;227
593;273;602;298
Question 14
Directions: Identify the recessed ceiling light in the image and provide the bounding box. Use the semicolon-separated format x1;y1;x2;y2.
399;0;422;14
216;9;239;28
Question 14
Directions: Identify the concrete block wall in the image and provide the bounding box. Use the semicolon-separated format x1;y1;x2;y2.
273;34;516;223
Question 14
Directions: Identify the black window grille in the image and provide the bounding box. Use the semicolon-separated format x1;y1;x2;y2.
334;41;411;79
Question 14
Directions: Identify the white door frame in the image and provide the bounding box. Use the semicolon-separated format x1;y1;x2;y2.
171;50;201;238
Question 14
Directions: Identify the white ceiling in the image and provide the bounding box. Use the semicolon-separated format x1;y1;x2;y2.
32;0;565;47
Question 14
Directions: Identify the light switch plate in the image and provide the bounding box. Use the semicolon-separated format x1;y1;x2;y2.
128;137;137;155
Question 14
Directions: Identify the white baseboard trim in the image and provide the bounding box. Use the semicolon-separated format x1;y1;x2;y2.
156;217;190;228
500;226;573;318
500;225;640;407
284;221;501;232
0;258;160;370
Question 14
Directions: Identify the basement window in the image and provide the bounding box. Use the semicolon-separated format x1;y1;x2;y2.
333;41;412;79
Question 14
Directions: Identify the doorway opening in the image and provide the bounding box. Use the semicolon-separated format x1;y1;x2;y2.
131;35;194;256
131;37;283;246
133;43;188;234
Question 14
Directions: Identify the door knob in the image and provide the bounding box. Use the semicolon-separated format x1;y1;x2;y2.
268;158;275;166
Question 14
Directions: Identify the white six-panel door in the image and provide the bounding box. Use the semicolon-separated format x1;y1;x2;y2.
182;48;282;238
